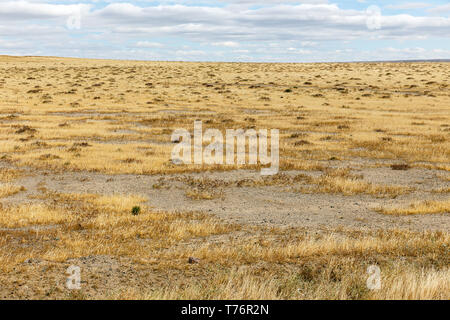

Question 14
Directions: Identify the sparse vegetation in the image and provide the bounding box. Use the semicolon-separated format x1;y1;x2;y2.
378;200;450;215
0;57;448;300
131;206;141;216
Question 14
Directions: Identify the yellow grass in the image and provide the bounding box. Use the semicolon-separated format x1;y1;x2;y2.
378;200;450;215
0;168;23;182
298;168;410;197
90;194;148;214
0;56;449;300
0;183;24;198
371;268;450;300
0;190;448;299
0;204;69;228
0;57;448;175
112;266;450;300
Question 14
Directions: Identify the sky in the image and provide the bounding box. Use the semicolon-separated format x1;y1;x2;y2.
0;0;449;62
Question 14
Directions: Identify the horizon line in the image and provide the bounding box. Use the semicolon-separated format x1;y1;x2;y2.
1;54;449;64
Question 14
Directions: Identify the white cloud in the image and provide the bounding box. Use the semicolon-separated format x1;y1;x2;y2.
428;4;450;14
385;3;431;10
212;41;239;47
300;41;318;47
385;47;426;53
0;1;90;20
136;41;164;48
233;49;249;53
0;1;449;61
287;47;313;54
173;50;206;56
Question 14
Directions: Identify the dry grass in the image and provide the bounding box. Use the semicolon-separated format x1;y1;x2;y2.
0;168;24;182
432;187;450;193
90;194;148;214
378;200;450;215
0;204;68;228
104;229;450;300
0;57;448;175
0;188;448;299
371;268;450;300
185;189;223;200
111;266;450;300
297;168;410;197
112;268;287;300
0;57;448;300
0;183;25;198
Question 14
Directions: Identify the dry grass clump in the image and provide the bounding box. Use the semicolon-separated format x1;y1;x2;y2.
89;194;148;214
0;204;69;228
235;173;298;187
391;164;410;171
297;168;410;197
0;183;25;198
377;200;450;215
180;177;226;200
0;168;24;182
185;189;223;200
371;268;450;300
431;187;450;193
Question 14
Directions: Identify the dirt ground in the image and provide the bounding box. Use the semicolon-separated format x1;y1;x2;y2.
2;160;449;231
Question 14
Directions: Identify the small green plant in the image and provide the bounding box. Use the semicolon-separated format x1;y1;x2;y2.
131;206;141;216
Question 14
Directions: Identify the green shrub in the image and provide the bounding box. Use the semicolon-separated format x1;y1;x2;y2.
131;206;141;216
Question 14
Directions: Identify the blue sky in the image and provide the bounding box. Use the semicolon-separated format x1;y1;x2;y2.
0;0;449;62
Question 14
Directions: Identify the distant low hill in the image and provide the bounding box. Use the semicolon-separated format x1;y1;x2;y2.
0;55;449;64
355;59;450;63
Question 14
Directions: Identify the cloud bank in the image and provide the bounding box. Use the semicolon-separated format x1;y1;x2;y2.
0;0;449;62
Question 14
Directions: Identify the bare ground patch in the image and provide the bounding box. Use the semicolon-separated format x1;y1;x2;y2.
2;161;448;232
